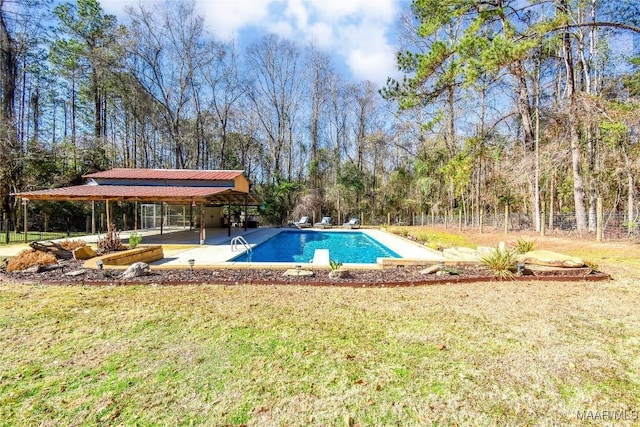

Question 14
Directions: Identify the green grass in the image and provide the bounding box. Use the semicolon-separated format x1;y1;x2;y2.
0;231;86;245
388;226;473;249
1;276;639;426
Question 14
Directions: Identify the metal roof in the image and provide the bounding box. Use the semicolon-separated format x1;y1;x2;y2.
16;185;261;205
83;168;245;181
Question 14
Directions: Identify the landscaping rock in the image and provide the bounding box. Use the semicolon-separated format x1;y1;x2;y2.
525;264;592;277
73;245;97;260
329;270;353;279
122;262;150;279
518;250;585;268
65;269;86;277
420;265;441;275
283;269;314;277
23;265;41;273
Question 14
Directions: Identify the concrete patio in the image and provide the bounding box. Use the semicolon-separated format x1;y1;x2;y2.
0;226;452;269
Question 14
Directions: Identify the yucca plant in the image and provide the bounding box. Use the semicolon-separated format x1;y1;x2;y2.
480;247;517;279
510;237;535;254
329;259;342;271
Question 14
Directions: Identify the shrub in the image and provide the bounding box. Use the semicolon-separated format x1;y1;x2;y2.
329;259;342;271
7;250;57;272
58;239;87;251
415;232;430;244
584;260;599;272
97;224;123;255
480;247;517;279
128;232;143;249
510;237;535;254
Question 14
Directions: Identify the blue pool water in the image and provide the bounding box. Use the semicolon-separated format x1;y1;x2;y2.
232;230;400;264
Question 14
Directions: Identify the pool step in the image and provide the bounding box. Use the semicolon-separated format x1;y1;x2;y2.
312;249;330;266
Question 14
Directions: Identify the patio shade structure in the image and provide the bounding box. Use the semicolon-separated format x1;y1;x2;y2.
13;168;262;240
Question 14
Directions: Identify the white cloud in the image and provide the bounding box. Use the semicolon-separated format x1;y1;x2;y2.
197;0;275;40
307;22;334;49
286;0;308;29
348;47;397;86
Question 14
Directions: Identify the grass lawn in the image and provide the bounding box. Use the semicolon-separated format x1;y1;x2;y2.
1;228;639;426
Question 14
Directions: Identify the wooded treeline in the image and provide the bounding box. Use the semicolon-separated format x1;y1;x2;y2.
1;0;639;233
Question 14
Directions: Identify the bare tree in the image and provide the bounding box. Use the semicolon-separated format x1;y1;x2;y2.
245;34;303;182
124;0;214;168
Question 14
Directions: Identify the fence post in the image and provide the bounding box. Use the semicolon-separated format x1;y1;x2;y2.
479;209;483;234
3;214;8;244
596;197;603;242
458;210;462;232
540;210;545;237
504;204;509;235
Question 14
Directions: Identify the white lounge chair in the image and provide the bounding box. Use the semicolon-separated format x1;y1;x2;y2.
342;218;360;229
294;216;311;228
314;216;332;228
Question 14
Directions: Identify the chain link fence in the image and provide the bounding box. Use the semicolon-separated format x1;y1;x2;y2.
384;212;640;241
0;219;85;245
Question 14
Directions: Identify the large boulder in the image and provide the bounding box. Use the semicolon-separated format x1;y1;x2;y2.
517;250;585;268
122;262;150;279
73;245;97;260
525;264;592;277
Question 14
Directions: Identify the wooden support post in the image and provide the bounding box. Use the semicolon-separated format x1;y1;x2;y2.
105;200;111;229
22;198;28;243
160;202;164;235
200;204;205;245
228;198;232;237
134;202;138;230
244;194;248;231
190;201;194;230
458;210;462;232
479;209;484;234
91;201;96;234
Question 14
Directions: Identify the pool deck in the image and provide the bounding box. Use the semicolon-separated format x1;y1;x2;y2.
0;226;455;269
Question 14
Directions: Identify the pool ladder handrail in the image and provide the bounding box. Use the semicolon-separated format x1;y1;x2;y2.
230;236;252;253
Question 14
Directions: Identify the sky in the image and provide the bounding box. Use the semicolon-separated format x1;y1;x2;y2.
98;0;408;87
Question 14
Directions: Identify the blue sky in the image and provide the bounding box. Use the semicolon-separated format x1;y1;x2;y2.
99;0;408;86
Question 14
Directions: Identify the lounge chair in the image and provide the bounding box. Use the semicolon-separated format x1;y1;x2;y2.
314;216;332;228
294;216;311;228
342;218;360;229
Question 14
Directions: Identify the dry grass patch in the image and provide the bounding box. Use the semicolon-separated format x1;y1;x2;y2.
6;250;57;272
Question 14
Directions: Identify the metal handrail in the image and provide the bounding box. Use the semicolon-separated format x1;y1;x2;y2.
230;236;252;253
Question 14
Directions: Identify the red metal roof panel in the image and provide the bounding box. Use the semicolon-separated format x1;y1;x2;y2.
83;168;245;181
17;185;233;199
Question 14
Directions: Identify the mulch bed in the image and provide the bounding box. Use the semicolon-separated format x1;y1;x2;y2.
0;260;610;287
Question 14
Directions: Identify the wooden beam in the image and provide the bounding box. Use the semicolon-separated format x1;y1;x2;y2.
228;197;232;237
199;204;205;245
106;200;111;228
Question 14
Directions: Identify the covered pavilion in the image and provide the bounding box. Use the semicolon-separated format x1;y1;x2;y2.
13;168;263;242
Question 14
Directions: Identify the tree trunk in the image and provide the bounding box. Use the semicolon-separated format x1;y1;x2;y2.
0;2;20;224
559;0;588;232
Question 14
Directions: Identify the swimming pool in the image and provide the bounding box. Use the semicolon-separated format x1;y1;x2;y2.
231;230;400;264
